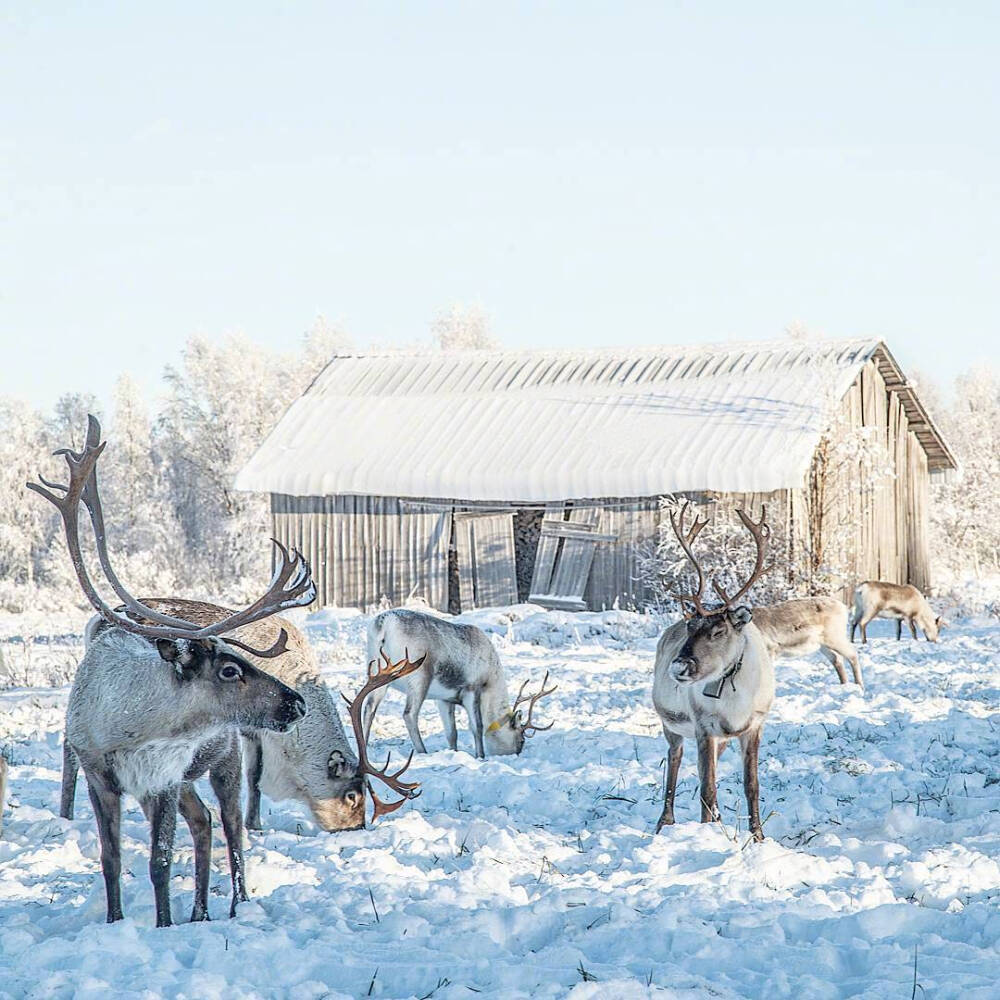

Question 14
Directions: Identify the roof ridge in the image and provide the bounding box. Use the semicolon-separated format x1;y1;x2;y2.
323;336;879;362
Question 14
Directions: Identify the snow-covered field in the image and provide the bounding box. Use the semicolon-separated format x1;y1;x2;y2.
1;604;998;999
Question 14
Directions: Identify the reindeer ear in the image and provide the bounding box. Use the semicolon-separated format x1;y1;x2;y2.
156;638;180;663
727;606;753;630
328;750;352;779
157;638;200;679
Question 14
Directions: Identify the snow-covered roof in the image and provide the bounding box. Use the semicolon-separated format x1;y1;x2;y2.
235;338;956;502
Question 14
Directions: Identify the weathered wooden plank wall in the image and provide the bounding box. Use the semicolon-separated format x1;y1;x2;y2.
584;501;661;610
271;494;450;610
816;360;931;598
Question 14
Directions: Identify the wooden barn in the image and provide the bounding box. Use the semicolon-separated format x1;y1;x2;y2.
235;339;956;612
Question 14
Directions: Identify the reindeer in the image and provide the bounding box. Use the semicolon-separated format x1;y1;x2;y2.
69;598;420;833
652;504;775;842
360;609;556;759
31;416;421;926
752;597;863;686
850;581;946;643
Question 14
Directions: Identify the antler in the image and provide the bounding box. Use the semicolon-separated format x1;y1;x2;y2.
343;648;425;822
710;505;771;611
26;415;316;657
511;670;558;736
667;500;712;617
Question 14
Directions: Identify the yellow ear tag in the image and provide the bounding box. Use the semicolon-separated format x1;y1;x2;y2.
486;715;509;733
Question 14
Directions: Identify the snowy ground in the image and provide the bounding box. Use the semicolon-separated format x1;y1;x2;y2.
1;603;998;999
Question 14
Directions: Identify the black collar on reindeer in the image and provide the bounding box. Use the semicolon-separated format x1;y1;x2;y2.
702;648;745;700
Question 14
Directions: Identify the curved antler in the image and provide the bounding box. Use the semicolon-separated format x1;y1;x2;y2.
667;500;712;617
26;415;316;657
511;670;558;736
342;648;425;822
710;505;771;611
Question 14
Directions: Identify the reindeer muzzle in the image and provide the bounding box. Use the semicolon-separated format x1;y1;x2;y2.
271;691;307;731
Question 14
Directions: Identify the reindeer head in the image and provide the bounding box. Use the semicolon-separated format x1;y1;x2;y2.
485;672;557;755
666;502;770;685
927;615;947;642
341;649;425;828
155;636;306;731
670;606;754;684
309;746;367;831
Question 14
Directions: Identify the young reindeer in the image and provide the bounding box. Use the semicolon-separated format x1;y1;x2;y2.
850;582;946;643
652;504;775;842
66;600;423;834
361;609;556;759
752;597;863;687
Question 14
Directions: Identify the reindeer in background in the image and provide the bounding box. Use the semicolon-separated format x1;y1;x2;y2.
652;503;775;842
850;581;946;643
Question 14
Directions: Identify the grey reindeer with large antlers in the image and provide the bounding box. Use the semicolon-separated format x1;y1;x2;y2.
28;415;319;926
651;503;775;842
361;609;557;759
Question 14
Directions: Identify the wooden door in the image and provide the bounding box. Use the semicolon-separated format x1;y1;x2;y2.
454;512;518;610
529;506;617;611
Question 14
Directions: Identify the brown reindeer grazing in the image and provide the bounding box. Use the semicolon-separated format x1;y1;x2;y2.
850;581;946;643
652;504;775;842
752;597;863;686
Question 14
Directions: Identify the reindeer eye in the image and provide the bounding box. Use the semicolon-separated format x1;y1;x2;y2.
218;663;242;682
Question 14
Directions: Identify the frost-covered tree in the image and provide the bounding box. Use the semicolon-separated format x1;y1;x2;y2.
99;374;184;593
156;331;339;599
431;302;498;350
930;366;1000;578
0;398;53;592
49;392;102;452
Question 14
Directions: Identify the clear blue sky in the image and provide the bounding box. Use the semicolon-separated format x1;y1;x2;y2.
2;2;997;413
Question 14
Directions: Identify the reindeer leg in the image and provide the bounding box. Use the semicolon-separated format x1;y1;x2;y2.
821;645;848;685
210;750;249;918
847;647;863;687
467;691;486;759
243;734;264;832
145;787;179;928
655;729;684;832
859;616;872;643
87;773;124;923
739;727;764;842
178;782;212;922
895;619;902;641
909;618;918;640
696;732;720;823
402;696;428;754
402;671;431;754
60;738;79;820
437;702;458;751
